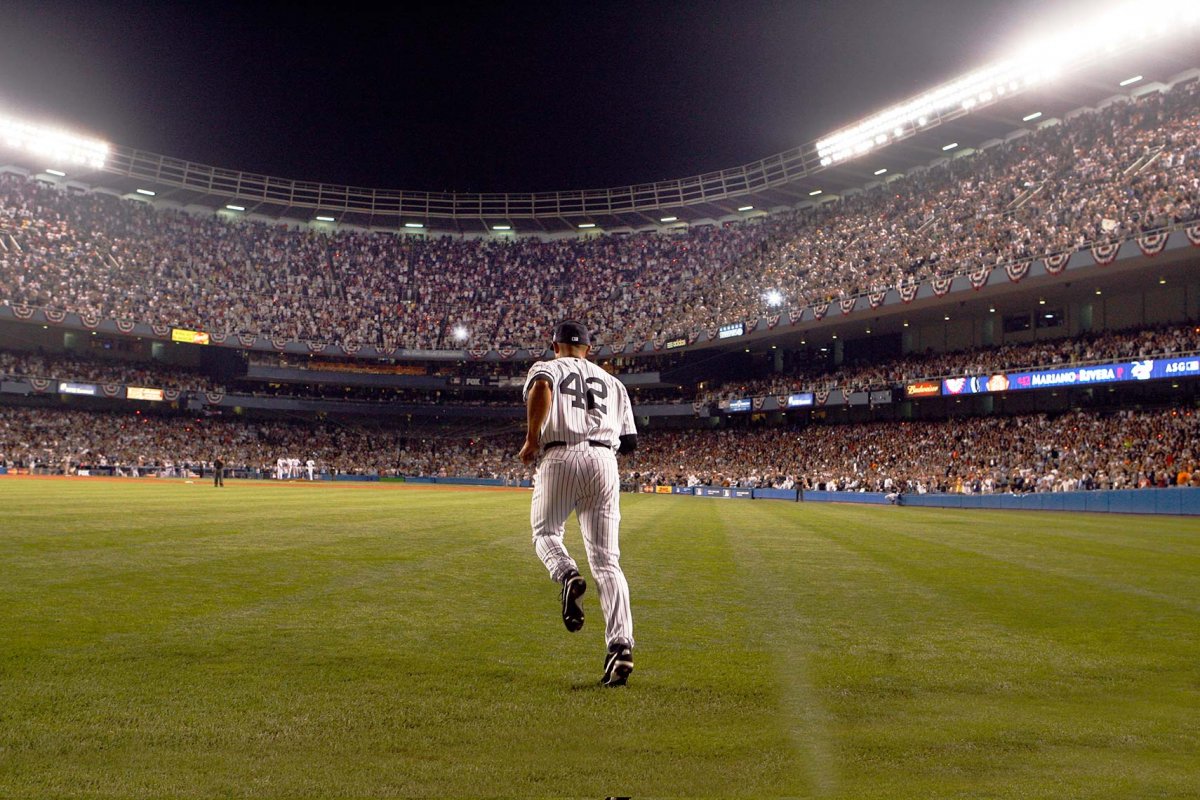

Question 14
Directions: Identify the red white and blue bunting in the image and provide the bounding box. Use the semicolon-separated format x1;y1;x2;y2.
898;282;919;304
1186;223;1200;246
498;348;516;360
45;309;65;323
1137;230;1168;256
1091;241;1119;265
1005;260;1032;283
788;307;804;325
151;324;170;337
209;331;227;344
80;314;99;329
752;396;766;411
115;319;136;334
305;340;325;353
102;384;121;398
270;338;289;351
1044;251;1071;275
812;301;830;321
744;318;759;333
839;297;857;316
30;378;52;393
766;314;781;329
815;389;829;406
969;265;991;290
12;304;34;320
238;333;257;348
932;276;953;297
868;290;887;309
467;348;487;360
163;389;181;402
205;391;225;405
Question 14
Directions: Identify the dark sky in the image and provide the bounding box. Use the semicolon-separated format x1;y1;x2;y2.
0;0;1091;193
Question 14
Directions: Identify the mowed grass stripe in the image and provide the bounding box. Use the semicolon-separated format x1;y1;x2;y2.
1;480;1197;798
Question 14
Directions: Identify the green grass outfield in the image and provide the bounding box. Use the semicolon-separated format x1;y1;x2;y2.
1;478;1197;798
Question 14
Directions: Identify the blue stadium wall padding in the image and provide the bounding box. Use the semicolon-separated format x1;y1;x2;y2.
0;467;7;475
334;474;380;482
403;476;436;483
434;477;506;487
693;486;754;499
890;487;1199;515
671;486;694;495
802;490;891;505
752;488;801;502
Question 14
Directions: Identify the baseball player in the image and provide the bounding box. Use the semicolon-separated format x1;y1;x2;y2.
519;320;638;687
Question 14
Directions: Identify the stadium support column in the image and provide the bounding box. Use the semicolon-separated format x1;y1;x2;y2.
773;347;783;373
832;338;843;366
981;315;995;347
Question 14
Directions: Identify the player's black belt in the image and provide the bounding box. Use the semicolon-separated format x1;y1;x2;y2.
543;440;611;450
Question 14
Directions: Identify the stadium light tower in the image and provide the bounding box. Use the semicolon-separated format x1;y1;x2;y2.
0;111;109;170
452;324;469;343
815;0;1200;167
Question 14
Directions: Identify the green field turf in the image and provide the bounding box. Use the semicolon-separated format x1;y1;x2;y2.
0;478;1197;798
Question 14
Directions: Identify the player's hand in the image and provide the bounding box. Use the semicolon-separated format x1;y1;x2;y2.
518;439;540;466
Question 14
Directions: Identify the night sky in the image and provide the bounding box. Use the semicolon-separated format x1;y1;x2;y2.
1;0;1094;193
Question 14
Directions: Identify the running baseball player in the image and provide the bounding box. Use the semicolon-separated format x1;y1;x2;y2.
519;320;638;687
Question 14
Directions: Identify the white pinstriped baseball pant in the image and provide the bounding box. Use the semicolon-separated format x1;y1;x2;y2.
531;443;633;649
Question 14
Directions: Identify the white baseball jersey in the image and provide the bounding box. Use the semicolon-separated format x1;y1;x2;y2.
524;355;636;650
522;357;636;449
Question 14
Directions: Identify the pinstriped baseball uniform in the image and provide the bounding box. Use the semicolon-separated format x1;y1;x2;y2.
523;356;637;649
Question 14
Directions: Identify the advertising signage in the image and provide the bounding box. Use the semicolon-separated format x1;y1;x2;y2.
727;398;752;412
787;392;814;407
664;337;688;349
941;357;1200;396
904;381;941;398
717;323;745;339
126;386;164;401
171;328;210;345
58;381;98;396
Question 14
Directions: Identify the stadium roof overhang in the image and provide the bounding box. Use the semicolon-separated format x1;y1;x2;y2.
1;3;1198;236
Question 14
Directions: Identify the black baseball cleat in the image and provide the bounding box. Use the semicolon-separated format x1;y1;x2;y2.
561;570;586;632
601;643;634;687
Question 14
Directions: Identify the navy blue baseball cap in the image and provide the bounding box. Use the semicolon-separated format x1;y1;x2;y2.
552;320;590;346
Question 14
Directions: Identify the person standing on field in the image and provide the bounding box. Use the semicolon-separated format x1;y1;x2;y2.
519;320;639;687
213;456;224;487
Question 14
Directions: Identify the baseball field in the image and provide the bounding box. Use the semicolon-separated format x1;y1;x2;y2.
0;478;1196;798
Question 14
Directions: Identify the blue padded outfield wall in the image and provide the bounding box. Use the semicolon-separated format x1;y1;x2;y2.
666;485;1200;515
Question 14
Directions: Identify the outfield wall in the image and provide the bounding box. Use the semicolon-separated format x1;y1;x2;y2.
666;484;1200;515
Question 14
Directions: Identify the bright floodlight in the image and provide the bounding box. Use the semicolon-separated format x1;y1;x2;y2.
0;112;109;170
764;289;784;307
815;0;1199;167
452;324;469;342
1022;111;1043;121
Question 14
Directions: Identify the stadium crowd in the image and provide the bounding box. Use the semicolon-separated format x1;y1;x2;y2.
1;404;1196;494
1;81;1198;350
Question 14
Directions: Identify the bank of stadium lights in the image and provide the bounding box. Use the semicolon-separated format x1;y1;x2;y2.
45;168;66;177
404;222;424;228
451;324;469;342
763;289;784;307
942;143;958;152
1022;112;1043;122
136;188;156;196
873;168;887;176
0;112;109;170
1119;75;1143;87
315;215;335;222
492;224;512;231
225;204;245;212
659;216;678;223
578;222;596;229
808;189;822;196
814;0;1200;167
738;205;754;212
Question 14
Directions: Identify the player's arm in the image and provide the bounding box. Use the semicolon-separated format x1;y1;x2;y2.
519;377;553;466
616;382;638;455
